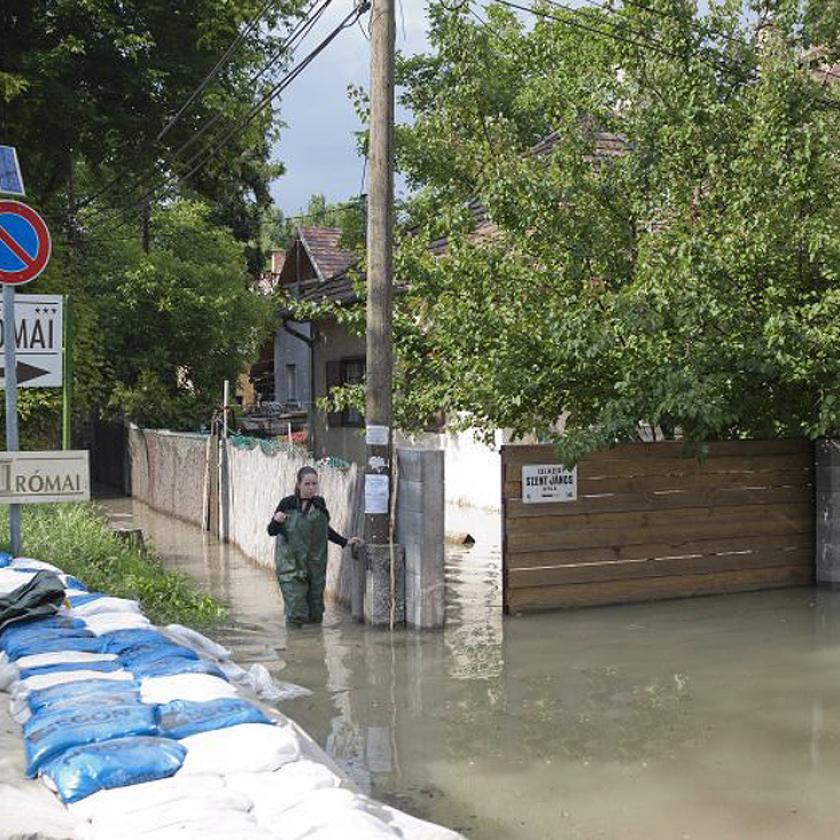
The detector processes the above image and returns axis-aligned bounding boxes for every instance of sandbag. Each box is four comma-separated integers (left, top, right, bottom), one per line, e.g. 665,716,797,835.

67,773,226,822
128,655,226,680
0,550,12,567
70,595,141,616
19,658,123,680
378,805,466,840
16,650,117,670
140,673,238,704
4,634,106,660
84,612,151,635
118,641,199,669
27,678,141,714
178,722,301,775
161,624,230,661
254,788,379,839
24,701,157,777
156,697,270,740
100,628,171,654
41,736,186,803
225,760,341,818
9,557,61,573
298,811,401,839
219,660,312,703
15,666,134,694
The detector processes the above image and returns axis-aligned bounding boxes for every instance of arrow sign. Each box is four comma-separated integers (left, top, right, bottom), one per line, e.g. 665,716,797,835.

0,294,62,388
0,361,50,384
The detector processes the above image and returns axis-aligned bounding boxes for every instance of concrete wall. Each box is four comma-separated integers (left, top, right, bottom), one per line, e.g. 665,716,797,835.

816,438,840,585
311,316,366,464
127,426,359,603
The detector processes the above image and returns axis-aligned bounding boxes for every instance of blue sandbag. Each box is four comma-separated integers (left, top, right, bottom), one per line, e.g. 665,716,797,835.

28,679,140,714
8,636,106,660
67,593,103,607
99,629,170,654
23,702,157,777
19,659,122,680
62,577,88,592
4,631,97,661
119,642,198,669
0,551,12,567
29,689,143,718
127,656,226,680
41,736,186,803
156,697,271,740
1,617,86,646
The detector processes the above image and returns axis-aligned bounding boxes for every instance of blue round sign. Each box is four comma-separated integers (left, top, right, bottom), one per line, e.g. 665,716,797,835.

0,200,52,285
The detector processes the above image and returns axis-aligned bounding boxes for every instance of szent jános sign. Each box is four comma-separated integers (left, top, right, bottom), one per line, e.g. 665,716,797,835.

522,463,577,503
0,451,89,504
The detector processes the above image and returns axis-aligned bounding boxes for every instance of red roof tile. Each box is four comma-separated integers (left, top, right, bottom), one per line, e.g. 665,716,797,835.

297,227,356,282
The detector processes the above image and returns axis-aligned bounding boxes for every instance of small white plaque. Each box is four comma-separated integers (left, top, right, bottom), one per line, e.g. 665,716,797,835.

365,425,390,446
522,463,577,503
365,473,389,514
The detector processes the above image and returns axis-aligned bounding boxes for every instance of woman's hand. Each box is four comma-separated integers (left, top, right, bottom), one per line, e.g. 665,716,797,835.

347,536,363,547
272,511,287,524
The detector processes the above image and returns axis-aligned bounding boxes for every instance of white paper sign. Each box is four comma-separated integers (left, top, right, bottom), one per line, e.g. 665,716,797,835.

522,464,577,503
0,450,89,504
365,474,389,514
365,425,390,446
0,295,63,388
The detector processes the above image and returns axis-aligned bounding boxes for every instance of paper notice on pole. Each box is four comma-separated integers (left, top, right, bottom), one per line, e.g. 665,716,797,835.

365,425,389,446
365,474,389,514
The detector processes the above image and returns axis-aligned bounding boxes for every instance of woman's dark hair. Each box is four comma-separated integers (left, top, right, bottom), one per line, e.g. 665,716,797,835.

295,466,318,494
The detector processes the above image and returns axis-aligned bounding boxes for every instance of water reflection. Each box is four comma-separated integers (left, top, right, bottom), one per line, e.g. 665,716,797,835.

96,493,840,839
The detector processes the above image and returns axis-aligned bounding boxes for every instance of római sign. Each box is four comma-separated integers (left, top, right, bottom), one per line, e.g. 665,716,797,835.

0,450,89,504
522,463,577,503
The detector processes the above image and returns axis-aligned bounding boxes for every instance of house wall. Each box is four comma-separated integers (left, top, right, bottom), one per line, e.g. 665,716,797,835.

311,316,366,464
273,320,312,410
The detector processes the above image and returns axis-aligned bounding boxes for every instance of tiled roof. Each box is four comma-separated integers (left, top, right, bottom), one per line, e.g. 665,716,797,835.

299,270,359,306
297,227,356,282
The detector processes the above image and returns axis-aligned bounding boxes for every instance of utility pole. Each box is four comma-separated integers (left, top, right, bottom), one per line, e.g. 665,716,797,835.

362,0,404,626
364,0,396,546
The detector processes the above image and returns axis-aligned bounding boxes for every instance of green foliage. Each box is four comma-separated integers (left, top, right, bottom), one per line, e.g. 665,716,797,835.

0,503,226,626
374,0,840,460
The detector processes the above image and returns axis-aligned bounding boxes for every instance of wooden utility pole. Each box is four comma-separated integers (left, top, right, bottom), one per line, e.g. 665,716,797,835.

364,0,396,545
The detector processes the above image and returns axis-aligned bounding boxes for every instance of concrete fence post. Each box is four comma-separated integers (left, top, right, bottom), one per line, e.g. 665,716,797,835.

816,438,840,586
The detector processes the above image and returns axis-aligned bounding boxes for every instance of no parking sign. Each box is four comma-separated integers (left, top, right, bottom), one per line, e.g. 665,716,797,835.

0,200,52,286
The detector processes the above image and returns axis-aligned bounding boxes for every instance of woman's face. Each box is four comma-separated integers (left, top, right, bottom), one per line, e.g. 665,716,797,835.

299,473,319,499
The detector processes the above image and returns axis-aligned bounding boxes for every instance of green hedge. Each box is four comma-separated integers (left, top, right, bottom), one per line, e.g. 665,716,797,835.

0,503,227,627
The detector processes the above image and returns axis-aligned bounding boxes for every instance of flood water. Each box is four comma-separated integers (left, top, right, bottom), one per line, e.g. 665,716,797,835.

97,493,840,840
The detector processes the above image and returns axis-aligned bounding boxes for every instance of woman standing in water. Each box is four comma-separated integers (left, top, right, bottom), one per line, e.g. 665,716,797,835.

267,466,362,627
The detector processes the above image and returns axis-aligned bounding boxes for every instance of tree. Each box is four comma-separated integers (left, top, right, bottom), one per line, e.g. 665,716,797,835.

364,0,840,461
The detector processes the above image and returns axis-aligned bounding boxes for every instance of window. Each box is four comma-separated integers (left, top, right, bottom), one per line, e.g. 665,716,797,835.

285,363,297,403
325,356,366,427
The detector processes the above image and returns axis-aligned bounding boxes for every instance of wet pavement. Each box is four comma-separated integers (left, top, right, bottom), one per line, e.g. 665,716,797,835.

97,493,840,840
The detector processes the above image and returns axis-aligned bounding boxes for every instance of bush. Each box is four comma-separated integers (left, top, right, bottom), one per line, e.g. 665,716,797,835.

0,503,227,627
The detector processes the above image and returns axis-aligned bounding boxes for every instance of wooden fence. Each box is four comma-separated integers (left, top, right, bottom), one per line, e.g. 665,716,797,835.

502,440,815,612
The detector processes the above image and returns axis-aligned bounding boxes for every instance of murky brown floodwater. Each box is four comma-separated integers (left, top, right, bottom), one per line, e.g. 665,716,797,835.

97,493,840,840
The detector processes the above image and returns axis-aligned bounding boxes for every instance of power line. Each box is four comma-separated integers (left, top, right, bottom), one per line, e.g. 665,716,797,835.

75,0,333,221
80,1,370,240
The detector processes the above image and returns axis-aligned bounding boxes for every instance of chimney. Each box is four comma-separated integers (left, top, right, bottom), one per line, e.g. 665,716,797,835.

272,249,286,274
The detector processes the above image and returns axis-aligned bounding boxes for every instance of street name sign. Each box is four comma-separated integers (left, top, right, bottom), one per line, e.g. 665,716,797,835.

522,463,577,503
0,294,62,388
0,450,89,504
0,200,51,286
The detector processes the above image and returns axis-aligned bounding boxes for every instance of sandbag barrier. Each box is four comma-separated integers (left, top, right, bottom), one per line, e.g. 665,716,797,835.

0,556,463,840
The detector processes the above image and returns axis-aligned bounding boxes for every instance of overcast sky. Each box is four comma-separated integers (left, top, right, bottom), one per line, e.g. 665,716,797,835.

269,1,430,218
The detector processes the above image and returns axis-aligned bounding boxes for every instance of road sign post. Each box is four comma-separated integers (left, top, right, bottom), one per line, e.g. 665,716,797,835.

62,296,72,449
0,198,53,554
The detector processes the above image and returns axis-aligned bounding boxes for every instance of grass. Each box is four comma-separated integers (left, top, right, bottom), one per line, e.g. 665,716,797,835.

0,503,227,627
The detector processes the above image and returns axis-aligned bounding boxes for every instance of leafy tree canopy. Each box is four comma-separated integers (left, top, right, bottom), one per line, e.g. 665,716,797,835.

349,0,840,461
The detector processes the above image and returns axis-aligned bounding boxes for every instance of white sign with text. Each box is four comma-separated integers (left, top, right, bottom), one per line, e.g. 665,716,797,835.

0,450,89,504
522,463,577,503
0,294,63,387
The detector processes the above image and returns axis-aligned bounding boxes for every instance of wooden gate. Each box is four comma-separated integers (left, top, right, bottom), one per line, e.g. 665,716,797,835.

502,440,815,612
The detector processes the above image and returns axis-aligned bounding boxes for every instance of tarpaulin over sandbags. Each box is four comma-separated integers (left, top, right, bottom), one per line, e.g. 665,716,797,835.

0,570,65,631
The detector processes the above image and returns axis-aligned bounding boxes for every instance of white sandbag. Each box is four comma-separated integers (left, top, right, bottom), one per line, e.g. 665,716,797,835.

225,760,341,819
0,659,19,691
78,813,268,840
378,805,466,840
70,596,141,617
257,788,380,839
179,722,301,775
10,693,30,724
0,568,37,594
161,624,231,661
9,557,62,573
303,811,401,839
85,793,253,835
0,782,76,839
13,667,134,694
69,773,227,822
140,673,238,704
16,650,117,670
83,612,151,635
219,660,312,703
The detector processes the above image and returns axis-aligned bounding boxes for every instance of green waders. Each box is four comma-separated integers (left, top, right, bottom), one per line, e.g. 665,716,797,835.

274,504,329,626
